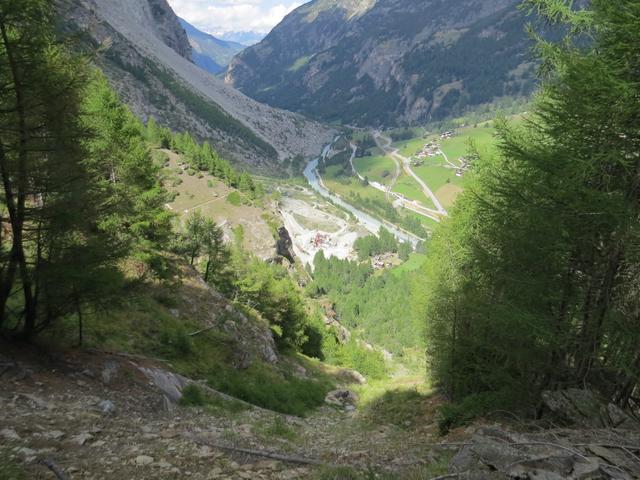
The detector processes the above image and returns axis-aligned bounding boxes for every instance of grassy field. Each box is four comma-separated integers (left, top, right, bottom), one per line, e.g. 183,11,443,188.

390,122,502,208
392,253,427,277
353,155,396,185
392,175,436,210
323,165,388,203
322,165,435,235
163,151,277,257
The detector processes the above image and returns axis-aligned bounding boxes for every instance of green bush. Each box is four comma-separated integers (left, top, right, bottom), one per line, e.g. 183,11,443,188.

208,365,331,416
323,337,387,380
226,191,243,206
180,384,248,413
180,384,207,406
158,323,193,356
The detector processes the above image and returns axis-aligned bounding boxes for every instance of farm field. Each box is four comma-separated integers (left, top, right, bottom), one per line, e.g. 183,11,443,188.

390,121,505,208
353,155,396,185
392,175,437,210
322,165,435,236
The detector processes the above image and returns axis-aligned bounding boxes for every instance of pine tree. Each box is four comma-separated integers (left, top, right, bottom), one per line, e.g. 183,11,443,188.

422,0,640,411
0,0,123,336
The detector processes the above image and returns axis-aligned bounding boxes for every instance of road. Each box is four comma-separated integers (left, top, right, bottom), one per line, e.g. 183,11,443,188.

348,142,441,223
373,132,448,217
303,140,424,245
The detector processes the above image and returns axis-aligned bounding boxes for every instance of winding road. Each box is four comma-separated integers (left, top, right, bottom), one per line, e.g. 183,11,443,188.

373,132,448,217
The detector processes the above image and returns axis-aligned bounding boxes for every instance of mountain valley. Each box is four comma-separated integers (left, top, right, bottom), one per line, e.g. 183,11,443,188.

2,0,640,479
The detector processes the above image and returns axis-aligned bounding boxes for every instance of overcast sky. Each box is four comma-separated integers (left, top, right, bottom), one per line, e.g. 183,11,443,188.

167,0,307,35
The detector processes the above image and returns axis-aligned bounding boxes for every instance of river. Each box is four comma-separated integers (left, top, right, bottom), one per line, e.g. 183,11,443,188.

303,141,422,246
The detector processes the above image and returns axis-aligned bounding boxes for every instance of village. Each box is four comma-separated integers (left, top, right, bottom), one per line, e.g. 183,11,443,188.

410,130,473,178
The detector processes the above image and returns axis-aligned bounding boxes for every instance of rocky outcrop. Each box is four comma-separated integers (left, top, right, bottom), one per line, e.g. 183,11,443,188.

226,0,544,126
541,389,639,430
449,425,640,479
146,0,192,60
276,227,296,264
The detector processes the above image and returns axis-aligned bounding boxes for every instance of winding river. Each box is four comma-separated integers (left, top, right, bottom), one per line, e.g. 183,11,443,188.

303,141,422,246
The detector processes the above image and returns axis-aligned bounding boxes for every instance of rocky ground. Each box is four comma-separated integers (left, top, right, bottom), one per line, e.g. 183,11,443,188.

2,344,640,480
0,344,441,480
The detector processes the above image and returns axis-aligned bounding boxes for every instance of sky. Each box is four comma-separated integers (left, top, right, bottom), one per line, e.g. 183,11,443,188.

167,0,308,37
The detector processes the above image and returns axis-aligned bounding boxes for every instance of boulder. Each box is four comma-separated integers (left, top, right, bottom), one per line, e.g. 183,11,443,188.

101,360,119,385
325,389,358,408
541,389,639,430
98,399,117,416
138,366,190,403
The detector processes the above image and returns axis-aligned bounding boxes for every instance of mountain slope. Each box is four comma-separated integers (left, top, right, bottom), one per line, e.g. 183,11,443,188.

179,18,245,74
63,0,334,173
225,0,539,126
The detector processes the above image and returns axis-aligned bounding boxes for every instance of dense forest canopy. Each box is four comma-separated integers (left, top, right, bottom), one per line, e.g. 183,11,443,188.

421,0,640,418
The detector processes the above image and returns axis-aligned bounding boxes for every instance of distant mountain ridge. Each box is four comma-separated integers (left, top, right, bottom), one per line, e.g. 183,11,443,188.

225,0,541,126
179,18,245,74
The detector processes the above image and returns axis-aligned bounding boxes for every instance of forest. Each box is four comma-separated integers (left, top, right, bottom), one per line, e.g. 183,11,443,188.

421,0,640,421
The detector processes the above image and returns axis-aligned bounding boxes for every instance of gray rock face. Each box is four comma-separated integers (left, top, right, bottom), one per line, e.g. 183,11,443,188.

450,426,639,480
276,227,296,264
226,0,541,126
138,367,190,403
146,0,192,60
541,389,640,430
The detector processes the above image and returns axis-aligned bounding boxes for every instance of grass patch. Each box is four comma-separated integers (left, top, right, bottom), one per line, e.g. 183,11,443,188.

252,417,297,442
288,55,312,72
0,450,32,480
392,254,427,276
226,191,244,206
207,362,332,417
353,155,396,185
364,389,426,429
179,384,248,413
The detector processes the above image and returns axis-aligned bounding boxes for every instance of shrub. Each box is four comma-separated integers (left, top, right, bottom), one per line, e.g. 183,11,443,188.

208,365,331,416
226,191,243,206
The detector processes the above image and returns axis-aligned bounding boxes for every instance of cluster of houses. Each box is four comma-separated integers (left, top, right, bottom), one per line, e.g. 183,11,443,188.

311,232,332,248
440,131,454,139
413,141,442,165
372,252,397,270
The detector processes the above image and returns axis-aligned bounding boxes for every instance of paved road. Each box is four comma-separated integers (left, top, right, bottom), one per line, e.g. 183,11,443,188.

374,132,448,217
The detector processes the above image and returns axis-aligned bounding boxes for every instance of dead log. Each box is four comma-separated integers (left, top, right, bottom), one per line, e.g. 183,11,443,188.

38,458,69,480
189,435,340,468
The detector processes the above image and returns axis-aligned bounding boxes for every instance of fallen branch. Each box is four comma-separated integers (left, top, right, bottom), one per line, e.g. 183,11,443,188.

188,325,217,337
38,458,69,480
429,474,461,480
190,435,340,468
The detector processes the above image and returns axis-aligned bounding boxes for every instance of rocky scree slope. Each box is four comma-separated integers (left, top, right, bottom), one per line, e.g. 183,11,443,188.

226,0,540,126
63,0,334,173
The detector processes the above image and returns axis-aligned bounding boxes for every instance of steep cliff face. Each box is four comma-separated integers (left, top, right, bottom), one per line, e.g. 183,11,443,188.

226,0,539,126
62,0,334,173
147,0,192,60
